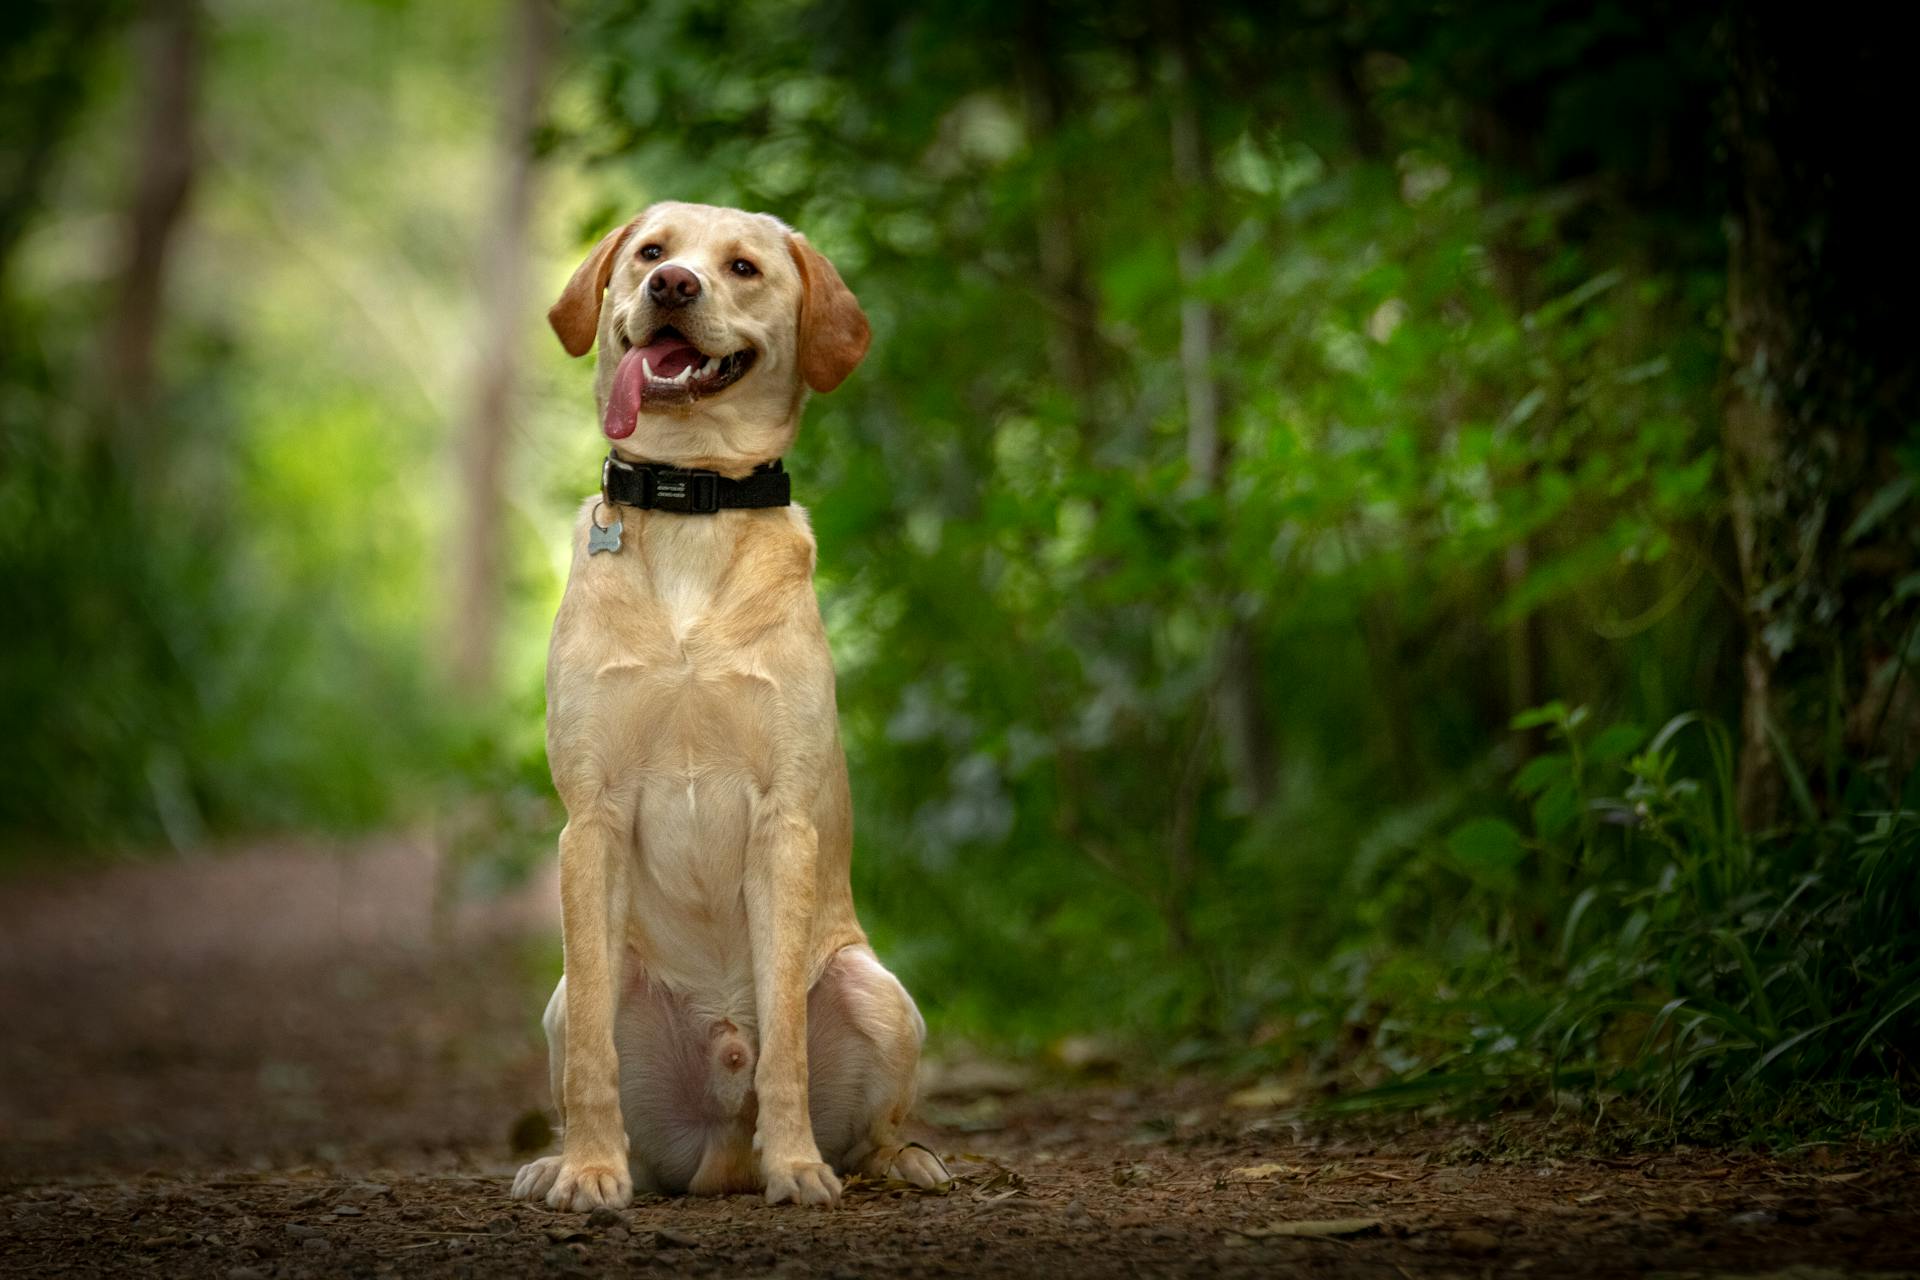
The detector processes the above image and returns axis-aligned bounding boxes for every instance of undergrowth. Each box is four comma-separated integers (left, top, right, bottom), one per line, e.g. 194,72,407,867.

1257,704,1920,1143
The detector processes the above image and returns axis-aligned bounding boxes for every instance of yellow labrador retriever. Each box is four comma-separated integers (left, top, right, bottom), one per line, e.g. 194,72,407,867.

510,203,945,1210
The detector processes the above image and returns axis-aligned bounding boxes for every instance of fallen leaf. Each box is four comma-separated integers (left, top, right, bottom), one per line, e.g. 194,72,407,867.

1227,1082,1299,1109
977,1168,1029,1193
1050,1035,1123,1075
918,1058,1031,1098
1230,1163,1302,1180
1238,1218,1382,1239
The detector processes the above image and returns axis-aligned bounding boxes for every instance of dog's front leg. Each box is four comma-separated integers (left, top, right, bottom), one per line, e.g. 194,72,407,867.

745,809,840,1206
546,812,634,1211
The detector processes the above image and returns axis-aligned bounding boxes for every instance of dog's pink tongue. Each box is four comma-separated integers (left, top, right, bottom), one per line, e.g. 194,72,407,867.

602,337,704,440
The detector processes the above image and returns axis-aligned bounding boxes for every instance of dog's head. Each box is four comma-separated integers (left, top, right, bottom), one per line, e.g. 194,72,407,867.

549,202,869,471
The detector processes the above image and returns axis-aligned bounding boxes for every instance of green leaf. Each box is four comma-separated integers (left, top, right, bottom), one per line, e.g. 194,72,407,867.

1512,752,1570,797
1511,701,1571,731
1532,781,1580,842
1652,453,1716,509
1445,817,1527,889
1588,723,1644,764
1844,474,1915,544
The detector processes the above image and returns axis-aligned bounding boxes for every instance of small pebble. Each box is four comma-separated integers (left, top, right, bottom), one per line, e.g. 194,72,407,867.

1065,1198,1088,1221
657,1227,701,1249
587,1205,624,1229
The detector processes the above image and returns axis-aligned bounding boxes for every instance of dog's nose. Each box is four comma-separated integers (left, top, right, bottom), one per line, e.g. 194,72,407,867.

647,265,701,308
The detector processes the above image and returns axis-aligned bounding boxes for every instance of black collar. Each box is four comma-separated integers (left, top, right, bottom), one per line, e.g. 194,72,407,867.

601,453,791,515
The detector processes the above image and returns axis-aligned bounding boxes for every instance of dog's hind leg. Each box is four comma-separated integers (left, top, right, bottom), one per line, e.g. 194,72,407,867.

805,945,948,1189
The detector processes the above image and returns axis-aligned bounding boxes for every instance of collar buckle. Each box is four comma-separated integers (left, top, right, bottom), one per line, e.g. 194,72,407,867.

646,467,720,513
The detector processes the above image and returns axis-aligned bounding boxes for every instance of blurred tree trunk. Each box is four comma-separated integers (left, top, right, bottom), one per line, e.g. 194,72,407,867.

1014,9,1101,419
451,0,553,690
1168,23,1276,815
1468,107,1549,747
102,0,200,421
1722,4,1917,826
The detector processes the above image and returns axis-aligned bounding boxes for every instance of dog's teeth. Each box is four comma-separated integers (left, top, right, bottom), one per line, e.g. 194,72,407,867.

641,357,655,382
700,357,719,377
673,366,694,384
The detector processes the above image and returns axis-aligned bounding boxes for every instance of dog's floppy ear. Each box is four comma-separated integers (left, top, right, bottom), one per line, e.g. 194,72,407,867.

549,217,640,357
787,233,870,394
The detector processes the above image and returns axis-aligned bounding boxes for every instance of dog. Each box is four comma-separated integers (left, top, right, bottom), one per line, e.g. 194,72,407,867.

509,203,945,1210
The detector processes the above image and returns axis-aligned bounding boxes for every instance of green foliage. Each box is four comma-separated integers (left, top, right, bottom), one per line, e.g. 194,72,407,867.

0,0,515,853
0,319,451,851
1261,706,1920,1137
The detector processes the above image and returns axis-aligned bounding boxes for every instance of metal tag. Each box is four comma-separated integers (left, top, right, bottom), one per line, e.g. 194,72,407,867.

588,517,623,555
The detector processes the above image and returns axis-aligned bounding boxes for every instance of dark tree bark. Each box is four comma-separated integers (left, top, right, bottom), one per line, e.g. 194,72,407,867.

102,0,201,420
451,0,554,690
1722,4,1918,825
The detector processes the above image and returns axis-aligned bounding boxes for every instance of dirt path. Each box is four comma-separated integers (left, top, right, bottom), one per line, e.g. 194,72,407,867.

3,841,1916,1278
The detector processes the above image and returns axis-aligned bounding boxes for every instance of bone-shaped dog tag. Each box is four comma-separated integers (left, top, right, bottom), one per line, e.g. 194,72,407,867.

588,517,623,555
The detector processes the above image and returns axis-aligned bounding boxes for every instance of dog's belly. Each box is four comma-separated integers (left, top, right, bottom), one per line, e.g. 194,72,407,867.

627,774,755,1006
618,667,770,1012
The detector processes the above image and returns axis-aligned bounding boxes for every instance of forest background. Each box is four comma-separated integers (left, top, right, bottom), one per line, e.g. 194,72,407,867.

3,0,1915,1143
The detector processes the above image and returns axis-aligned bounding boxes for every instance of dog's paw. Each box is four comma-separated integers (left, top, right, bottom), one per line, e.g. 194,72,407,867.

888,1144,952,1190
542,1160,632,1213
510,1155,565,1202
763,1158,841,1207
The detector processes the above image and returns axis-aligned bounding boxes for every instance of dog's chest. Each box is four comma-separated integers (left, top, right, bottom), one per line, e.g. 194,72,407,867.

548,509,816,798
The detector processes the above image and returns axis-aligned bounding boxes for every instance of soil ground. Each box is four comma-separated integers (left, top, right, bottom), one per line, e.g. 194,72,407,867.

2,839,1916,1278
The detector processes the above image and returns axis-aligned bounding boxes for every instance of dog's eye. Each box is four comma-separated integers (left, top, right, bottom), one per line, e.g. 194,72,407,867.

638,243,664,261
730,258,758,278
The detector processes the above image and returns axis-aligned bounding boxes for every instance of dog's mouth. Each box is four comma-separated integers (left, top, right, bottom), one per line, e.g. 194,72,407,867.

603,326,758,439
